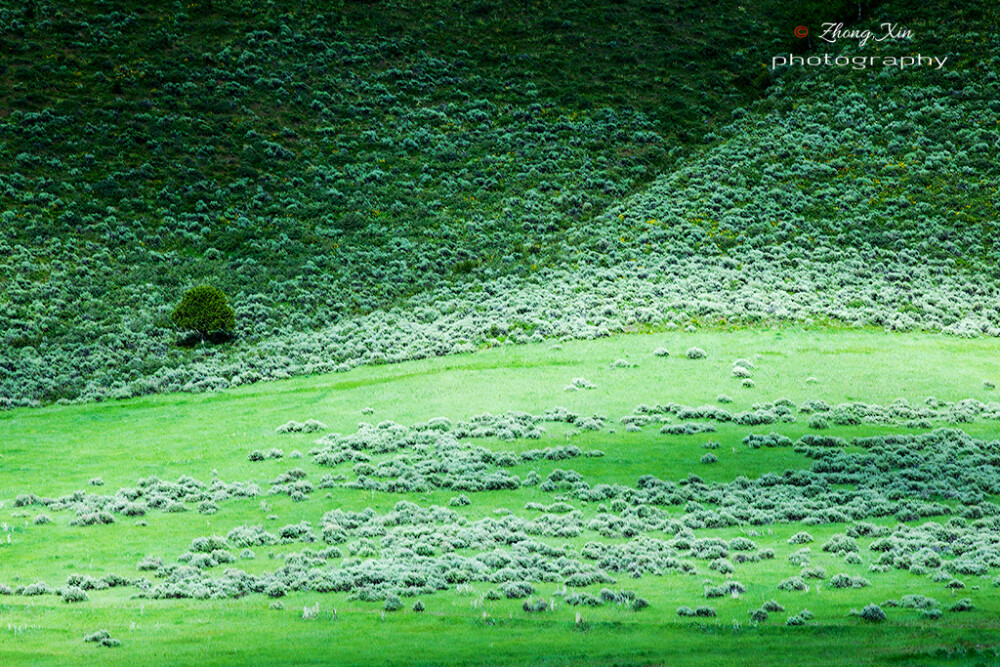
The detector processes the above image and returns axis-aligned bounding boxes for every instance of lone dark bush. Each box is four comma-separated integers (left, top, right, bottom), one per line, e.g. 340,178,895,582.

171,285,236,344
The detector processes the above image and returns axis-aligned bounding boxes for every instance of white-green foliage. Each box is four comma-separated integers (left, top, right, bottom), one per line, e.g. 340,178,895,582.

501,582,535,599
704,581,746,598
858,604,886,623
708,558,733,574
822,535,859,554
788,548,811,567
522,596,549,613
60,586,88,603
11,402,1000,614
949,598,974,612
276,419,328,434
19,582,52,596
829,574,870,589
778,577,808,592
565,377,597,391
661,423,716,436
807,415,830,430
83,630,121,648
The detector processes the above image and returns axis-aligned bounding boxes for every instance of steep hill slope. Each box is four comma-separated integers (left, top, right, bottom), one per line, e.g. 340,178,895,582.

0,0,866,405
2,0,997,406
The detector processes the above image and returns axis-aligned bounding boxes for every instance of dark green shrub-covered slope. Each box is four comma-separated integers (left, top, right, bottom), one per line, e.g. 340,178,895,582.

1,0,997,406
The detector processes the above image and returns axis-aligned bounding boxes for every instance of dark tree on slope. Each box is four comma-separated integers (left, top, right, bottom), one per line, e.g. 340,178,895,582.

171,285,236,344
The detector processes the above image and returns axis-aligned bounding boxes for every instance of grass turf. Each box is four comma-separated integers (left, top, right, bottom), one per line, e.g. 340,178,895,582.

1,326,999,665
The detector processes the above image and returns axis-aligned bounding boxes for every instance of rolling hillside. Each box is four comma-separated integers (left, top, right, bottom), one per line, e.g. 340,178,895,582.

3,3,1000,665
1,0,997,408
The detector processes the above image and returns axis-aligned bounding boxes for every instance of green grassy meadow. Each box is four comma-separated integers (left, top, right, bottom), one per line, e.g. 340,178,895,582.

3,328,1000,665
2,1,999,664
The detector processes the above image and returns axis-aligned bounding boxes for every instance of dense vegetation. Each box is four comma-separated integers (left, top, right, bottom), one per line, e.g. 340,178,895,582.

4,0,996,407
